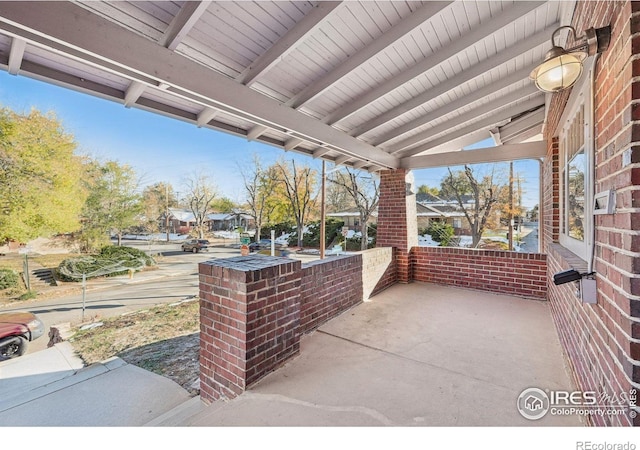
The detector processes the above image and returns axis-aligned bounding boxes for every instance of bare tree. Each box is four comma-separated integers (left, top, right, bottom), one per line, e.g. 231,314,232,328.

240,155,279,242
329,167,379,250
183,172,217,239
440,165,500,248
276,159,318,248
326,176,355,213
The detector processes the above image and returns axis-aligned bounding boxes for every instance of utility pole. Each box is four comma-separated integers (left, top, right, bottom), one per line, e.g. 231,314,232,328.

165,183,170,242
320,160,326,259
508,162,514,251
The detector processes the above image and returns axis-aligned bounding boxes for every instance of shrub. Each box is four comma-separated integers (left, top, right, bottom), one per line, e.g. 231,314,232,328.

426,221,455,246
57,246,155,281
286,219,345,247
0,269,19,290
260,222,295,239
98,245,155,266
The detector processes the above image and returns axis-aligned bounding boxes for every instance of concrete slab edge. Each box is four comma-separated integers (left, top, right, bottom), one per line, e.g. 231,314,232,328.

144,396,206,426
0,358,125,413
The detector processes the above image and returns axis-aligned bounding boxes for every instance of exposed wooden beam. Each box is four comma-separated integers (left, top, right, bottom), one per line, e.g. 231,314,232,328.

285,1,452,109
284,137,304,151
398,97,544,158
124,80,146,107
0,2,399,169
387,85,540,154
350,25,554,139
312,147,333,158
236,1,342,86
425,130,492,155
8,36,25,75
498,108,545,142
322,1,544,125
352,161,368,169
489,128,502,146
363,65,536,144
503,124,543,145
334,155,351,166
401,141,547,169
247,125,268,141
196,107,218,127
161,1,211,50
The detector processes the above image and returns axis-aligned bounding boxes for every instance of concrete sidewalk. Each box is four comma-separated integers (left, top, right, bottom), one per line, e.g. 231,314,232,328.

0,342,191,426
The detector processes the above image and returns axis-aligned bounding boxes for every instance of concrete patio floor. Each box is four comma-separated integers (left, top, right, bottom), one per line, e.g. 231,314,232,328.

154,282,582,427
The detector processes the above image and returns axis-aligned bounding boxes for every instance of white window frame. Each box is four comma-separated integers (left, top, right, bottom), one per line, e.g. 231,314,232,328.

557,60,595,261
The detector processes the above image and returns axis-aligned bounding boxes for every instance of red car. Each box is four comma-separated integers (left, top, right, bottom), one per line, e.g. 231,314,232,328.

0,311,45,361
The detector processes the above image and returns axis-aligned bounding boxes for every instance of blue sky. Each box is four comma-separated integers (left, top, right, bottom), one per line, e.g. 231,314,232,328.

0,71,539,208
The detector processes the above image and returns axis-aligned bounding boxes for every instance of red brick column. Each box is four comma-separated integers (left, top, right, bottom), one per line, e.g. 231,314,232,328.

198,256,301,403
377,169,418,283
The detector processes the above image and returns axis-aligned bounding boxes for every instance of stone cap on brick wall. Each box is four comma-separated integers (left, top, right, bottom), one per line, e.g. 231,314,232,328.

200,255,298,271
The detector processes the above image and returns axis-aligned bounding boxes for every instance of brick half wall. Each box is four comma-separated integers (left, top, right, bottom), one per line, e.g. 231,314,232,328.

300,255,363,335
412,247,547,300
361,247,396,299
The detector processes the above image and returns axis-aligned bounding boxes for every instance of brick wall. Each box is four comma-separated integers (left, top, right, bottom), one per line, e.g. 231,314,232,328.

541,137,560,250
412,247,547,299
377,169,418,283
543,0,639,426
299,255,363,335
199,254,366,404
199,256,301,403
360,247,396,299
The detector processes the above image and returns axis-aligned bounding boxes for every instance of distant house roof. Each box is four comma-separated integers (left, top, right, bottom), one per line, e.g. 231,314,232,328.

416,203,465,218
208,212,254,221
415,192,444,203
208,213,230,221
328,202,465,219
168,208,196,223
416,192,474,205
326,209,377,218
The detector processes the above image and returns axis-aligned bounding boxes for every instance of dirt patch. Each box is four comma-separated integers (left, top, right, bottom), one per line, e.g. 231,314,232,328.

69,299,200,396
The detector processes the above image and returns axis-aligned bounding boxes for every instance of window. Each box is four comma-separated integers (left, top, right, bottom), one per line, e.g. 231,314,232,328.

558,63,593,260
453,218,462,229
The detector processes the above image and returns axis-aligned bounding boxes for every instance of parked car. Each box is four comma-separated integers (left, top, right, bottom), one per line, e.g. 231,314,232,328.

0,311,45,360
181,239,210,253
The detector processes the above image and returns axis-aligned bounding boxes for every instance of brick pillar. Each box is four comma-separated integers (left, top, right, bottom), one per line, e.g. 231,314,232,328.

198,255,301,403
377,169,418,283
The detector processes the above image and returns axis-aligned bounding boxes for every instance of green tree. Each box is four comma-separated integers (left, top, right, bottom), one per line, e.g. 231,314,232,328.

211,197,236,213
426,221,454,246
417,184,440,196
81,160,143,249
0,108,87,242
440,165,500,248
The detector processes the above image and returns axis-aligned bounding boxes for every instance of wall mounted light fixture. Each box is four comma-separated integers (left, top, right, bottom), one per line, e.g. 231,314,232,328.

530,25,611,93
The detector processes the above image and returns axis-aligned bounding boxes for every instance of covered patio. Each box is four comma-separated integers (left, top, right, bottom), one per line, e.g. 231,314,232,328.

1,0,638,427
154,282,579,426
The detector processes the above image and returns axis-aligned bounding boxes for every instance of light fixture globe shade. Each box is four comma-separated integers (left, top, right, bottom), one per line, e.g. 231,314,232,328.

530,51,585,93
